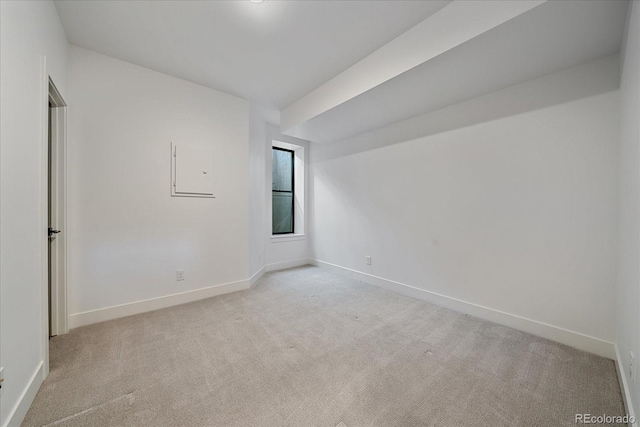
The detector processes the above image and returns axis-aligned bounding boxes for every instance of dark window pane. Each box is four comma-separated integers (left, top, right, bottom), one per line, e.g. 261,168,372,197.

272,149,293,192
272,147,294,235
272,193,293,234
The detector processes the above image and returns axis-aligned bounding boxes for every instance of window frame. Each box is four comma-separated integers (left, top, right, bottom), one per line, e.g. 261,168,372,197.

271,146,295,235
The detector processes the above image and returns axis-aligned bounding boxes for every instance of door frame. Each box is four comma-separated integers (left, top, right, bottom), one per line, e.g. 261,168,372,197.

40,58,68,376
48,77,68,337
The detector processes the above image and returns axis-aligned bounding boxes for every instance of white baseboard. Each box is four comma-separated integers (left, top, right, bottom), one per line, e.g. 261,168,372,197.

3,361,44,427
312,259,616,360
68,279,250,329
68,259,314,329
265,258,312,272
615,344,638,427
249,266,266,287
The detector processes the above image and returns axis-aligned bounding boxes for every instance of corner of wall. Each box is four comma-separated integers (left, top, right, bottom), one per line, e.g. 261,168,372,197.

615,344,638,426
1,363,44,427
616,0,640,421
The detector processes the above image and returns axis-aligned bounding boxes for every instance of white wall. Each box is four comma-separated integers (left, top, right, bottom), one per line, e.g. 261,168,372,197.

617,0,640,418
265,124,311,270
310,60,620,356
249,104,268,281
66,46,249,322
0,1,68,425
247,114,311,278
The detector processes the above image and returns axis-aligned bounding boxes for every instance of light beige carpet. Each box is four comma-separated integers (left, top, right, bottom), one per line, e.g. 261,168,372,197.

24,266,626,426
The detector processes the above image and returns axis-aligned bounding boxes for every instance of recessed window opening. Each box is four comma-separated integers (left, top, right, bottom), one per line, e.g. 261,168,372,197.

272,147,294,234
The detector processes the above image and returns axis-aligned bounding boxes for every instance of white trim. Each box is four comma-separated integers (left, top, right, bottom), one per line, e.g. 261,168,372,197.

270,234,306,243
68,279,250,329
312,259,616,359
270,138,306,236
249,266,266,287
272,140,303,152
2,362,44,427
61,104,69,335
266,258,312,272
615,344,638,426
39,56,49,377
48,79,68,337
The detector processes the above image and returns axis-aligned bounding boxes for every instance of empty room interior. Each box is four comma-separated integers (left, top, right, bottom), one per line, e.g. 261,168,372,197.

1,0,640,426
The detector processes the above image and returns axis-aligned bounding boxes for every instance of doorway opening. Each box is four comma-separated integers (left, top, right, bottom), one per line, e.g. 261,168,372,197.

47,78,68,338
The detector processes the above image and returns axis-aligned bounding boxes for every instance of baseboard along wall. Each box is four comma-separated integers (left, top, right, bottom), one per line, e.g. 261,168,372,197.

311,259,616,360
249,266,267,287
3,362,44,427
68,260,315,329
615,344,638,427
265,258,312,272
55,258,634,425
68,279,250,329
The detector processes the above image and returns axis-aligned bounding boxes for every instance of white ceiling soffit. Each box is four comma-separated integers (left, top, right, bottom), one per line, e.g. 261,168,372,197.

281,0,545,132
282,0,628,143
312,54,620,163
53,0,451,123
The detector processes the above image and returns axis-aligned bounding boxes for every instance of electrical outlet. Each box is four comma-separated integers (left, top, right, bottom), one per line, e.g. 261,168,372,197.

630,351,635,382
366,256,371,266
176,269,185,281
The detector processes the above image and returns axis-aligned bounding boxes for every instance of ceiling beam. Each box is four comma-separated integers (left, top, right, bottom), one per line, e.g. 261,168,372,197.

281,0,546,135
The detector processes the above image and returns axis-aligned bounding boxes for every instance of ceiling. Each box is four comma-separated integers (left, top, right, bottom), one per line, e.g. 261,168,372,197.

54,0,450,124
54,0,629,143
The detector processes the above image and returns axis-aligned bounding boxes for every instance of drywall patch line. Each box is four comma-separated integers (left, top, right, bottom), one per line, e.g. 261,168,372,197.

312,259,615,359
2,362,44,427
68,279,250,328
281,0,546,132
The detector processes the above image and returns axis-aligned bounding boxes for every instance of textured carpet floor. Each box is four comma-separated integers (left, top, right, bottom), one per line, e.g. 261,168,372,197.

24,266,626,426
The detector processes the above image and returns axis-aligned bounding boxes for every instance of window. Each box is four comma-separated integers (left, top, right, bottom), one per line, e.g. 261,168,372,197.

272,147,294,234
270,140,306,240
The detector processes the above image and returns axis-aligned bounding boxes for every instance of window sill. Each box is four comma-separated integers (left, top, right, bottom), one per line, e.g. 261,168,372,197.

271,234,306,243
